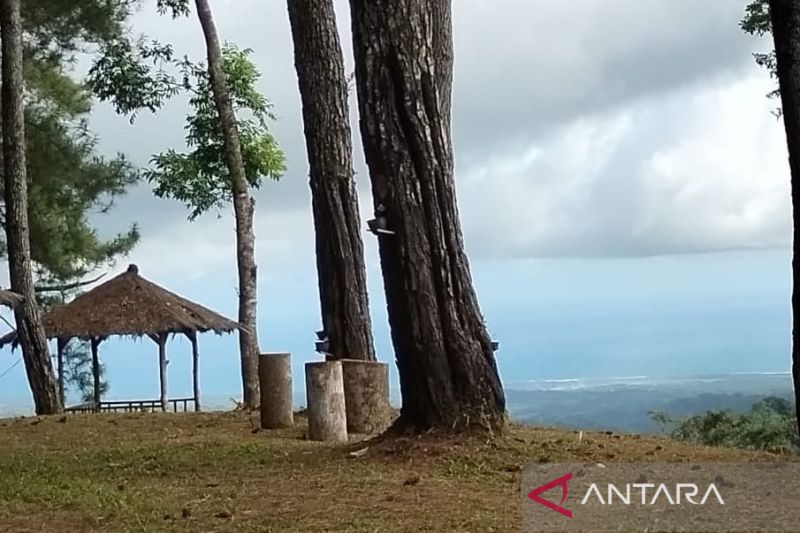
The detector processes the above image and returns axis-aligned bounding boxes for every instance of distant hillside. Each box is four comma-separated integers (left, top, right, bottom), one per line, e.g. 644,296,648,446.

506,373,794,433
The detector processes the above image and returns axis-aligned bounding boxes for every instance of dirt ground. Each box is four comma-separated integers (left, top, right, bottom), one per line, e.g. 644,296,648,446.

0,411,791,532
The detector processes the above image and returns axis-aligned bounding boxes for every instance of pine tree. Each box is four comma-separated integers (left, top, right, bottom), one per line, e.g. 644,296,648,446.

350,0,505,430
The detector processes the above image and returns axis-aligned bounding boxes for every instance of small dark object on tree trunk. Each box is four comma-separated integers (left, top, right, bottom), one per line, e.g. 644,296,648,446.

349,0,505,431
1,0,61,415
287,0,375,362
768,0,800,437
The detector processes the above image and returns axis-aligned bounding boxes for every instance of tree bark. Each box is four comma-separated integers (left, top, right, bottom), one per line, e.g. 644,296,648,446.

341,359,391,433
287,0,375,361
0,0,61,415
769,0,800,437
305,361,348,442
188,331,201,412
259,352,293,429
432,1,453,130
90,337,101,410
194,0,260,408
349,0,505,431
157,333,167,412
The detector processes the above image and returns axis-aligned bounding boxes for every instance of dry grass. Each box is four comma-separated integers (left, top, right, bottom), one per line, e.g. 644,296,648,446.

0,411,793,532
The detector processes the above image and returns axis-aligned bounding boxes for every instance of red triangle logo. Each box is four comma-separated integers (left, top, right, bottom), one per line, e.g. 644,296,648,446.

527,472,573,518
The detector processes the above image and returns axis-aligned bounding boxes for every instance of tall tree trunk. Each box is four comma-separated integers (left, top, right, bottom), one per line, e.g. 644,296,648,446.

194,0,260,408
0,0,61,415
432,1,453,129
769,0,800,438
349,0,505,431
287,0,375,361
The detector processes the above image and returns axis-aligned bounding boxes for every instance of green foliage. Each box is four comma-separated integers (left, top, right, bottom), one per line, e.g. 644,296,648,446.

155,0,190,19
22,0,137,63
1,103,140,286
647,410,673,433
0,0,142,285
21,107,140,282
649,397,799,452
88,38,180,120
89,35,286,219
741,0,781,108
62,339,108,403
86,1,286,220
146,46,285,219
741,0,771,35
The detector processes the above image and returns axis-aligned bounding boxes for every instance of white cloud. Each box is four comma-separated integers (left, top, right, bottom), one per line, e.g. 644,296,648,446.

451,0,758,160
95,73,792,276
119,207,317,283
8,0,782,284
88,0,760,212
459,74,791,258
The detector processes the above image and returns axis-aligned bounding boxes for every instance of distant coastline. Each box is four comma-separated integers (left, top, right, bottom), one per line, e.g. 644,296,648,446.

508,371,792,391
506,372,793,433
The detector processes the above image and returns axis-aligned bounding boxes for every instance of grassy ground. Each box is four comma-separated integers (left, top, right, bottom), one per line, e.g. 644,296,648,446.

0,411,792,532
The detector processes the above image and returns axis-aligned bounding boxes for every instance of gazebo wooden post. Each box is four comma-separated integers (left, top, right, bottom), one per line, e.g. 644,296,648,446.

90,337,102,411
185,331,201,412
154,333,168,412
56,337,67,407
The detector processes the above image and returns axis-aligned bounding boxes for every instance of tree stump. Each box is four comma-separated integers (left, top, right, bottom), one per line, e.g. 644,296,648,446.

341,359,391,434
305,361,347,442
259,352,294,429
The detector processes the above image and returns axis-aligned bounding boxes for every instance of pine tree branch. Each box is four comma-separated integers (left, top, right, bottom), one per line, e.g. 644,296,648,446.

33,272,106,293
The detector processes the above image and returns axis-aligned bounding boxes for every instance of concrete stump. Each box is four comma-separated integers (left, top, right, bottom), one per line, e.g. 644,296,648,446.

341,359,391,434
259,352,294,429
305,361,347,442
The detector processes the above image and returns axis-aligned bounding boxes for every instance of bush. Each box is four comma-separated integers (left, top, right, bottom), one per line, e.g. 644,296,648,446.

649,397,798,453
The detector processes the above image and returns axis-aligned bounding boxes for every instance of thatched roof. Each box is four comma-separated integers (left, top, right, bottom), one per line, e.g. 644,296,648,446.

0,289,23,309
0,264,238,347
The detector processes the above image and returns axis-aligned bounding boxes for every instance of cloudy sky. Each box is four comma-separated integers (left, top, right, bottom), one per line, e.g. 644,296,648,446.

1,0,793,408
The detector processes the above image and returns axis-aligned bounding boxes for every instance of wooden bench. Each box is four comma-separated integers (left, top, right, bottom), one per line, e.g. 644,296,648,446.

65,397,196,413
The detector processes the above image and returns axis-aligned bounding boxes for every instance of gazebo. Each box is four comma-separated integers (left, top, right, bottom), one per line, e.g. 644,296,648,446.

0,264,239,412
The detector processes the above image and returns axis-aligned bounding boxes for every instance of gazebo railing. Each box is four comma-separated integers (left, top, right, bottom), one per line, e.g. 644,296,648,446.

65,397,196,414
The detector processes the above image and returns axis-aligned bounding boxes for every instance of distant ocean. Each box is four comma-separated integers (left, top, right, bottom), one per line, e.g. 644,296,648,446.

505,372,794,433
2,372,793,434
